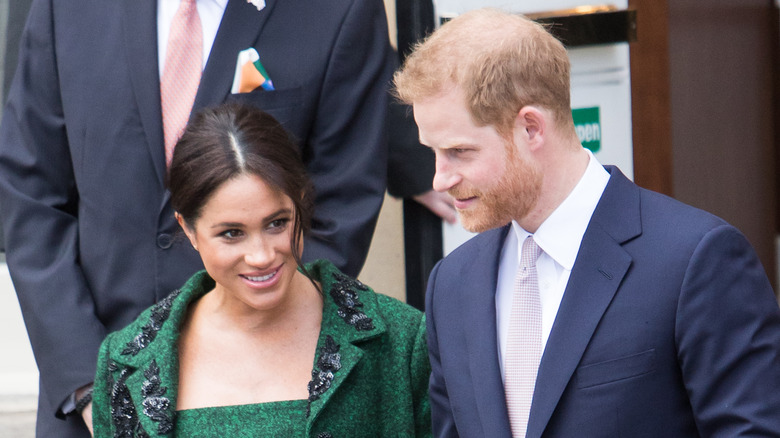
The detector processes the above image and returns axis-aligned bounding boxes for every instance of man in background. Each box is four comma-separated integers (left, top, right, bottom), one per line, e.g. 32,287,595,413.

395,8,780,437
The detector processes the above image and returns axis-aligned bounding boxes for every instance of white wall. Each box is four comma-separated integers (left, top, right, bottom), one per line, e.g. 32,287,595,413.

0,262,38,401
358,194,406,302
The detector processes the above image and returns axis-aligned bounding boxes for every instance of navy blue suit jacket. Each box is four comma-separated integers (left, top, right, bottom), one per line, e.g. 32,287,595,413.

0,0,391,435
426,166,780,437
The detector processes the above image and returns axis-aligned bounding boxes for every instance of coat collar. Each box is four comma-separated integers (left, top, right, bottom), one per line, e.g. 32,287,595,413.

460,225,516,438
122,0,275,188
106,260,387,436
108,271,211,436
526,165,641,438
301,260,388,432
122,0,165,188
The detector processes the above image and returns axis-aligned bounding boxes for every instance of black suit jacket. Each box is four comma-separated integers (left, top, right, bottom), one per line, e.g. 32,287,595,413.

426,167,780,437
0,0,391,435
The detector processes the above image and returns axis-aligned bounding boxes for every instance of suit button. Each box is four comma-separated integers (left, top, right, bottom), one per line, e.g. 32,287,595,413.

157,233,173,249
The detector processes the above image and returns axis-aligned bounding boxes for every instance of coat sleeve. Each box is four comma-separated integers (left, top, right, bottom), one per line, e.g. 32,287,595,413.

91,334,115,437
0,0,107,416
675,224,780,436
299,0,393,277
425,261,459,437
410,312,433,437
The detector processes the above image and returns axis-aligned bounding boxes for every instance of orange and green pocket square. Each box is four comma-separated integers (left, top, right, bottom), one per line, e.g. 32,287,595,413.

231,47,275,93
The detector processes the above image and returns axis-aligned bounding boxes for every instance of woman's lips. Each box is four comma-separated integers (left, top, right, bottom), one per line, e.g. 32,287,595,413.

240,265,282,287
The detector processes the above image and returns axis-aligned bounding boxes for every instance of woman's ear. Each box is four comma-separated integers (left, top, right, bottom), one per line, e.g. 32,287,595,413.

175,212,198,251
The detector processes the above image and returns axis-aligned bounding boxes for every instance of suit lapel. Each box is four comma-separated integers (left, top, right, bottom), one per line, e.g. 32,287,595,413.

155,0,275,211
192,0,276,112
122,0,166,187
526,167,641,438
463,227,514,438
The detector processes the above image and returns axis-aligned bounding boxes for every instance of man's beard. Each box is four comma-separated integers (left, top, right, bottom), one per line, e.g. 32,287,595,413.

451,144,542,233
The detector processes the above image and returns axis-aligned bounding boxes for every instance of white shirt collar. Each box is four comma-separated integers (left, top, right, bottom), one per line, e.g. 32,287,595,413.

157,0,229,77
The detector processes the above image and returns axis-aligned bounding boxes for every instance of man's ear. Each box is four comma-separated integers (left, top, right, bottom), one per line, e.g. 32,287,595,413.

514,106,547,151
175,212,198,251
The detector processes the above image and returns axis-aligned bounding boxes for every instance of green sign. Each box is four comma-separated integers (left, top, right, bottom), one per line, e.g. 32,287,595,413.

572,106,601,152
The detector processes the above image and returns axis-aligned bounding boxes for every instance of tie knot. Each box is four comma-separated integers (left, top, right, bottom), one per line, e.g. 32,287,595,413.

178,0,199,15
520,236,542,269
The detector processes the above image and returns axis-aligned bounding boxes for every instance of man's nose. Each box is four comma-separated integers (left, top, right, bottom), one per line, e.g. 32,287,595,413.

432,159,460,193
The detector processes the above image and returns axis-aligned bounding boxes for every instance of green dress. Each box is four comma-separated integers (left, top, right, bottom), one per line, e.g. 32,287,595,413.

174,399,307,437
91,259,432,437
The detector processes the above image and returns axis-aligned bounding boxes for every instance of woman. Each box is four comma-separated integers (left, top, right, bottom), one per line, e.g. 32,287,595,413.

90,103,431,437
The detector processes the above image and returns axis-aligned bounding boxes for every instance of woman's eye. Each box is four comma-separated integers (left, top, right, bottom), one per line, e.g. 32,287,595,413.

268,218,290,232
219,229,243,239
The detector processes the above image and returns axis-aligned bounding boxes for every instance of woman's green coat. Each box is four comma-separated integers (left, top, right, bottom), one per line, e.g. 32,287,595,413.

91,260,432,437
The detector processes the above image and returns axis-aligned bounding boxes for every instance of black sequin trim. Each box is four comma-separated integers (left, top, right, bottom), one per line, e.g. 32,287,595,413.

141,360,175,434
121,289,181,356
306,335,341,417
108,361,150,438
329,273,374,331
317,433,334,438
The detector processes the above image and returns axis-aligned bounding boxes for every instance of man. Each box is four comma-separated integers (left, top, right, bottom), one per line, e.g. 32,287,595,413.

0,0,391,435
394,8,780,437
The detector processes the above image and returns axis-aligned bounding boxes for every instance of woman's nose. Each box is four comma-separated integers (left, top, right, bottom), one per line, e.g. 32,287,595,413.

244,238,274,267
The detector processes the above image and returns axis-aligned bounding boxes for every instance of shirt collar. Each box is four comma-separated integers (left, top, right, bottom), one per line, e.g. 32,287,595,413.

512,150,610,270
160,0,228,9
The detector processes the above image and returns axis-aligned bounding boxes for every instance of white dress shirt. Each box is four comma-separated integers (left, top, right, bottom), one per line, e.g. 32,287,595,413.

157,0,228,77
496,150,610,381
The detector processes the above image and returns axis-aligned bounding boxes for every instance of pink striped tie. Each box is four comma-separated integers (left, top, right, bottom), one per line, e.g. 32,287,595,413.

161,0,203,167
505,236,543,437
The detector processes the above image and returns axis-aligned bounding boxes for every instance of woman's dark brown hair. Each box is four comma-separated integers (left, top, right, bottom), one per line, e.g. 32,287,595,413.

168,103,315,273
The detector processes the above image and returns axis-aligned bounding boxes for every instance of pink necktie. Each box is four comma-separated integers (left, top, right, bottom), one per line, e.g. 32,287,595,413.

161,0,203,167
505,236,543,437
